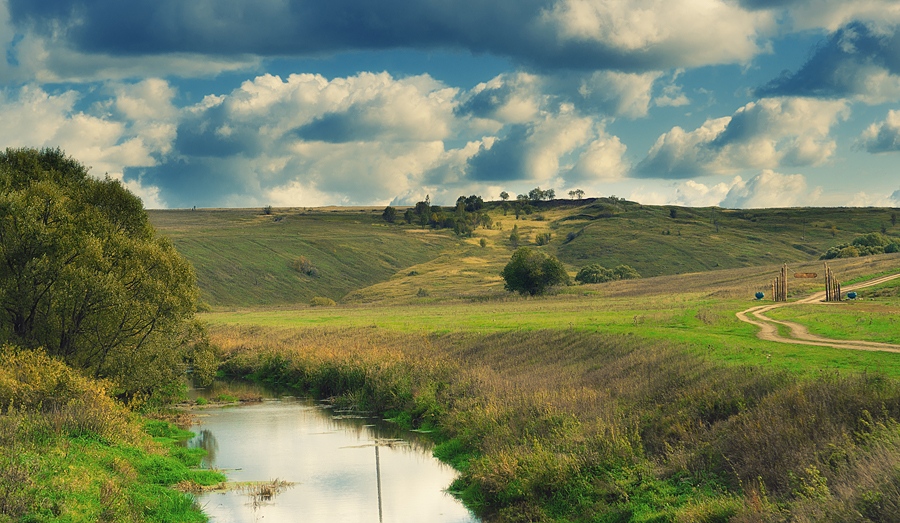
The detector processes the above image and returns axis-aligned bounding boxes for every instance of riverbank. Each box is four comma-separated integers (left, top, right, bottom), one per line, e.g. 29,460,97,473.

0,347,224,523
211,325,900,522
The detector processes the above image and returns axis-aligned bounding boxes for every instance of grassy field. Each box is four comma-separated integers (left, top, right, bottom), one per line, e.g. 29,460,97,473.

149,202,900,308
150,203,900,522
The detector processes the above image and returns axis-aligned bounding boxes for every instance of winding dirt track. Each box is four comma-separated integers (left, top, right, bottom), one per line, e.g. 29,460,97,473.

736,272,900,353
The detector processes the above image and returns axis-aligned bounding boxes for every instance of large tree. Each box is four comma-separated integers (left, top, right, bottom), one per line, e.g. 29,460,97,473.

0,148,205,399
500,247,570,296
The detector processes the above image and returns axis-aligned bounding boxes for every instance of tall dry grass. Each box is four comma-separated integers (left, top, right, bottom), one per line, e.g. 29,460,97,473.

210,325,900,522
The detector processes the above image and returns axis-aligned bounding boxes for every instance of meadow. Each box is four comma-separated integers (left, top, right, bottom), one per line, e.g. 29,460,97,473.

147,202,900,522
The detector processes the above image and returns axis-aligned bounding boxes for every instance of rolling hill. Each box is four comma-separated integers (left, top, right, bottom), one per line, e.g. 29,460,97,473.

149,201,900,308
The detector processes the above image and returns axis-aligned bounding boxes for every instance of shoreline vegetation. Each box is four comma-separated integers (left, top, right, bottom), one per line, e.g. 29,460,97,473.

210,324,900,522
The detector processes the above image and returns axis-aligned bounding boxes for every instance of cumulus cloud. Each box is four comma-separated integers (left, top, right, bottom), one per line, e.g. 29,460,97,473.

754,0,900,32
565,130,629,182
127,72,466,207
542,0,773,68
633,97,848,178
858,109,900,153
465,106,594,182
5,0,775,79
720,170,819,208
757,22,900,104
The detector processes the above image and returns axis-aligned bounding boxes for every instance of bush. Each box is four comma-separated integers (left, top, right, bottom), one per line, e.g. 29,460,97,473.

310,297,336,307
382,206,397,223
291,256,319,277
501,248,571,296
535,232,551,246
575,264,641,284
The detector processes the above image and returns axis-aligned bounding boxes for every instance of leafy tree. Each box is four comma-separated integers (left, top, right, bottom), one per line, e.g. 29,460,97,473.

0,148,203,399
501,248,571,296
403,208,414,224
500,191,510,201
613,265,641,280
382,205,397,223
509,224,520,248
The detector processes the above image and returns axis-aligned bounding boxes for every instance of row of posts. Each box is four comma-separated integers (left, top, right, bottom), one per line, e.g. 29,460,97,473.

770,263,842,302
824,262,842,302
771,264,789,302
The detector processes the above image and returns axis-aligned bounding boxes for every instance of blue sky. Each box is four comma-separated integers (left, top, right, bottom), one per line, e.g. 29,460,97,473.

1,0,899,209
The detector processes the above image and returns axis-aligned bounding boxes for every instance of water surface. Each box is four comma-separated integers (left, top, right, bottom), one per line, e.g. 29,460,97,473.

188,397,478,523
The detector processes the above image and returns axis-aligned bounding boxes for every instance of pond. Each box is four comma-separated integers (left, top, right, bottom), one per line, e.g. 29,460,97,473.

186,385,479,523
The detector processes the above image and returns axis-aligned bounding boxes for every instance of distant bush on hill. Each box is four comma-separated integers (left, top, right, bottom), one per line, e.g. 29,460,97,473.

291,255,319,276
310,296,336,306
575,263,641,284
821,232,900,259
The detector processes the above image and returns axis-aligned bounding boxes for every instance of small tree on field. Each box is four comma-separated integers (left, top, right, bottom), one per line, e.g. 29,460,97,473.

509,224,520,248
500,191,510,201
382,206,397,223
501,248,571,296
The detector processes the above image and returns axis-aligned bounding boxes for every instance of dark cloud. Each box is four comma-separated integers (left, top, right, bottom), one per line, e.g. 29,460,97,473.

294,113,375,143
124,158,259,208
465,126,530,181
174,106,264,158
757,22,900,99
6,0,760,72
736,0,798,9
455,83,517,119
858,112,900,153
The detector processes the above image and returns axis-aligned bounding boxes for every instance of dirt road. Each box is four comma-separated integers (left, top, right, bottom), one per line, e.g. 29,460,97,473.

736,272,900,353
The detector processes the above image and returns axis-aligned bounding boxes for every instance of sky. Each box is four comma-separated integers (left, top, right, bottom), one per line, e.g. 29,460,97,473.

1,0,899,209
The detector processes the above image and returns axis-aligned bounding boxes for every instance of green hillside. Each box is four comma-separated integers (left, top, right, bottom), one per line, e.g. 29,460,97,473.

148,208,455,308
149,202,899,308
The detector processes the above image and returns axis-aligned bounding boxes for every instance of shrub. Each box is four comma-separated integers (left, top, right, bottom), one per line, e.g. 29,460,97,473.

501,248,571,296
575,264,614,284
310,296,336,307
291,256,319,277
535,232,551,246
382,206,397,223
575,264,641,284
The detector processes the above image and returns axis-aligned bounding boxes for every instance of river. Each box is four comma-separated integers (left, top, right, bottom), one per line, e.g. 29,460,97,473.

187,385,479,523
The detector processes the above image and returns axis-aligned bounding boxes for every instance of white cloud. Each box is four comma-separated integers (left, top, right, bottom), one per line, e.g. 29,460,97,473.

575,71,661,118
544,0,774,67
782,0,900,32
858,109,900,153
720,170,819,208
634,97,849,177
672,178,735,207
566,129,628,182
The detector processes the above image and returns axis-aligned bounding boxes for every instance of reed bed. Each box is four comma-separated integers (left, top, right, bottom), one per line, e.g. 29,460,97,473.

209,324,900,522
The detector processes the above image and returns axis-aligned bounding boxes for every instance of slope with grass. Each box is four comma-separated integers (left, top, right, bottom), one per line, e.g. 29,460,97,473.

149,208,455,307
150,202,900,308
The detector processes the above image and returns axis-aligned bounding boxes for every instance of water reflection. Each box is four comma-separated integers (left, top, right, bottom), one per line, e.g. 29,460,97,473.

188,398,478,523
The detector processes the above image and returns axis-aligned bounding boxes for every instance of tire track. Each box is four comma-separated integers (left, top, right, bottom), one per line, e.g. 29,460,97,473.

736,272,900,353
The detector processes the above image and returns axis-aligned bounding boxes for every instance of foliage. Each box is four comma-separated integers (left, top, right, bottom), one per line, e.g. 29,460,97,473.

821,232,900,259
0,148,199,399
310,296,336,307
291,255,319,277
211,325,900,523
535,232,551,245
0,345,223,522
527,187,555,201
500,248,571,296
381,205,397,223
575,263,641,284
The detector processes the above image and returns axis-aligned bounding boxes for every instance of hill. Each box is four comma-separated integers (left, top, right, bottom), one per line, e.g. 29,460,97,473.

149,202,900,308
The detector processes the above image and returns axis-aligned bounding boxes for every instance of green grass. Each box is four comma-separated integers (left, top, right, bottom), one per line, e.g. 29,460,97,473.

150,203,900,308
0,348,224,523
149,208,455,307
